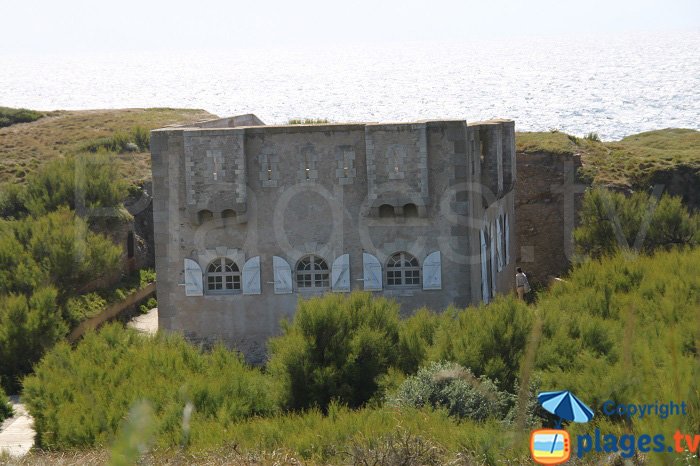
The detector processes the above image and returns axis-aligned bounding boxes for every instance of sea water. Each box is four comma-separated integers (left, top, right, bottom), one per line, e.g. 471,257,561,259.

0,31,697,140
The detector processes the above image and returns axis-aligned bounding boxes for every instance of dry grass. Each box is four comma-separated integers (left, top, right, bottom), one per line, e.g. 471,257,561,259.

516,128,700,188
0,108,215,185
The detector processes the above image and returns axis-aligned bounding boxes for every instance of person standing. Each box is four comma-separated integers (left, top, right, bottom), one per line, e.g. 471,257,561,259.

515,267,530,300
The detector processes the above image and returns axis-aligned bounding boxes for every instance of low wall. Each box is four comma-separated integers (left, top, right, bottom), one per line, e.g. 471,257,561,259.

68,282,156,342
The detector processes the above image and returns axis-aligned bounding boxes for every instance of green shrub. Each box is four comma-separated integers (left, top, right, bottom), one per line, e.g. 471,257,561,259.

23,324,279,449
387,361,512,421
139,268,156,287
395,308,440,373
535,248,700,432
584,132,601,141
14,207,122,293
0,182,28,218
574,188,700,258
268,292,401,411
0,287,66,392
132,126,150,151
79,126,150,153
0,107,44,128
0,384,12,422
430,297,533,393
64,292,108,326
139,297,157,314
0,208,121,391
22,153,128,219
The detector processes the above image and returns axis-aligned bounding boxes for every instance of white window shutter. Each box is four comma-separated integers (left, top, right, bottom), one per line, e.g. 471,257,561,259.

496,217,503,272
505,213,510,265
184,258,203,296
480,230,489,303
362,252,382,291
242,256,261,295
331,254,351,292
422,251,442,290
273,256,292,294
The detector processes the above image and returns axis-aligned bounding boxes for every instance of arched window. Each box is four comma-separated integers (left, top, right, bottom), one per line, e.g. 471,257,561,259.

198,210,213,224
206,257,241,293
386,252,420,288
296,254,330,290
378,204,394,218
403,203,418,218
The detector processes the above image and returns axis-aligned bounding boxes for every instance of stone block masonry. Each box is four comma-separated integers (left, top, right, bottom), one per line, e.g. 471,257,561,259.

151,115,517,362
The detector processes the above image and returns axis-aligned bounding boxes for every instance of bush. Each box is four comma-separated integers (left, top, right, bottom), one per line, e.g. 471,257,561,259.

23,324,279,449
0,183,29,218
0,107,44,128
574,188,700,258
139,268,156,287
0,385,12,422
0,287,67,392
13,207,122,293
79,126,150,153
139,297,157,314
395,308,440,374
387,361,511,421
21,154,129,219
268,292,401,411
534,248,700,432
0,208,121,391
429,297,533,393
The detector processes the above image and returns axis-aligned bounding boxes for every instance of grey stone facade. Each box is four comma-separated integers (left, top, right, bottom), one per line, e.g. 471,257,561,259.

151,115,517,362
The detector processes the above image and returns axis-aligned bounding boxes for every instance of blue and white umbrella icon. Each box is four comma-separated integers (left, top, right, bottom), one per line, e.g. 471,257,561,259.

538,390,594,425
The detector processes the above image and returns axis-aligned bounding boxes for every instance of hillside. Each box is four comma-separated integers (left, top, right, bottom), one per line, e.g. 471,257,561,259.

516,128,700,190
0,108,215,185
2,108,698,192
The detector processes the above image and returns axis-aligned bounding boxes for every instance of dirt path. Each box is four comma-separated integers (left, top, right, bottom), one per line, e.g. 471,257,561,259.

0,396,35,457
127,307,158,334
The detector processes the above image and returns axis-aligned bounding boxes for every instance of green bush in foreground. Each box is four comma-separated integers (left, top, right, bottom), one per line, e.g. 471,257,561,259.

0,287,66,391
23,324,279,449
268,292,402,412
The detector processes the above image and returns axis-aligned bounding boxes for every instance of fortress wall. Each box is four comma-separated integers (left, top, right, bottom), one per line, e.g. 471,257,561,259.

151,119,516,361
515,151,583,285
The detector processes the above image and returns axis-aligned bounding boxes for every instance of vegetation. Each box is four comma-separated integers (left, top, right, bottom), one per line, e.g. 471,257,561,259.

574,188,700,258
268,292,401,411
387,361,513,421
0,385,12,422
0,148,142,393
78,126,151,153
0,108,214,184
20,247,700,463
516,128,700,188
287,118,330,125
0,209,121,392
0,106,45,128
23,324,278,449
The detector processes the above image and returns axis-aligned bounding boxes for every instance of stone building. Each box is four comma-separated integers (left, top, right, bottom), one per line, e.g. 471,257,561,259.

151,115,517,361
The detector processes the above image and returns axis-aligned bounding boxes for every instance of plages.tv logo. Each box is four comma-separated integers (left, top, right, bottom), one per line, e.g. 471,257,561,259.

530,390,594,465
